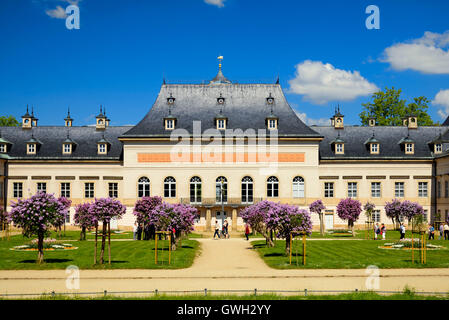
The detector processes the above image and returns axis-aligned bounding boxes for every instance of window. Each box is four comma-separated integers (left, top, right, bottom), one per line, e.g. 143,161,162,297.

438,181,441,198
98,144,106,154
37,182,47,194
0,144,5,153
405,143,414,154
268,119,277,129
372,210,381,223
324,182,334,198
423,210,428,222
241,176,253,204
292,176,305,198
84,183,94,198
418,182,428,197
216,176,228,203
164,177,176,198
371,182,381,198
267,176,279,198
370,144,379,154
65,214,70,224
61,183,70,198
347,182,357,198
435,144,442,153
395,182,404,197
109,183,118,198
63,144,71,154
138,177,150,198
165,119,174,130
217,119,226,130
336,143,344,154
0,182,3,199
444,181,449,198
190,176,202,204
13,182,23,198
445,210,448,221
27,144,36,154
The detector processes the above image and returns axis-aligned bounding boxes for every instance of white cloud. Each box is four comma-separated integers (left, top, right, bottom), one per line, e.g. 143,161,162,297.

288,60,379,105
45,5,67,19
204,0,225,8
382,31,449,74
433,89,449,119
295,111,329,126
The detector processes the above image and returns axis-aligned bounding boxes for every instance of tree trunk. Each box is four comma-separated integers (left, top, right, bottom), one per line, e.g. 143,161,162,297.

100,221,107,264
261,229,274,247
94,223,98,264
108,222,111,264
319,213,325,236
80,226,86,241
37,229,44,264
349,221,355,237
285,233,291,256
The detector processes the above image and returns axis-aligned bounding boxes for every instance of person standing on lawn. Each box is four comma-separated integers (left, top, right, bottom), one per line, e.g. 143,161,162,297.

439,223,444,240
400,223,406,240
428,224,435,240
381,223,386,240
374,223,380,240
444,223,449,240
133,222,138,240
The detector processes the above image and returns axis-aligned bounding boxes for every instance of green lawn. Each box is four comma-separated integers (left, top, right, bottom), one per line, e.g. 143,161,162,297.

0,232,200,270
251,238,449,269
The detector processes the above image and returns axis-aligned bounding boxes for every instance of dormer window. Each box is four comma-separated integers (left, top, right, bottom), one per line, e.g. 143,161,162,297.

0,144,6,153
405,143,414,154
370,143,379,154
336,143,344,154
268,119,277,130
435,143,442,154
217,119,226,130
165,119,175,130
98,144,107,154
63,143,72,154
27,143,36,154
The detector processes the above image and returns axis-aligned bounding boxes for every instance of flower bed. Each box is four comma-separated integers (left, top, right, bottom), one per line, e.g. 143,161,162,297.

326,229,353,235
89,230,129,235
10,238,78,251
379,239,444,250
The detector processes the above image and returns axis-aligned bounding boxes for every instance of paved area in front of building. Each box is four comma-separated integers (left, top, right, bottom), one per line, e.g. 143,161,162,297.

1,237,449,296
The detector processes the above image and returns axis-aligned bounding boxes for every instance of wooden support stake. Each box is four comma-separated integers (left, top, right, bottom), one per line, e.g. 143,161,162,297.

155,233,158,265
108,222,111,265
94,223,98,265
303,234,306,265
168,231,171,265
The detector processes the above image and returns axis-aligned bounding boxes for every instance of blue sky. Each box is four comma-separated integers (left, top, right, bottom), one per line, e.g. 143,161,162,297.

0,0,449,126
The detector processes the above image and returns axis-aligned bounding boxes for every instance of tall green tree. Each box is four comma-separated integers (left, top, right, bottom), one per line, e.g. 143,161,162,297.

359,87,435,126
0,115,19,127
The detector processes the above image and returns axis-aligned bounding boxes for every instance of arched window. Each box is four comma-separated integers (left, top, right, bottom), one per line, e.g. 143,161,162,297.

164,176,176,198
241,176,253,204
292,176,305,198
138,177,150,198
190,176,202,204
267,176,279,198
216,176,228,203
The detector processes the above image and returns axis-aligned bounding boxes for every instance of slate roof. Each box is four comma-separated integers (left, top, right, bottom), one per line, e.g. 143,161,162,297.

122,83,321,138
313,126,448,160
0,126,130,160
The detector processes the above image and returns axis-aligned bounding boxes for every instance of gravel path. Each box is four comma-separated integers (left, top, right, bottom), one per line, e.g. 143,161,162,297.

1,238,448,296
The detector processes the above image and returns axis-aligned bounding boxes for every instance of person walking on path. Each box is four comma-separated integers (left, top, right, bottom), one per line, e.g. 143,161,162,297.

428,224,435,240
223,219,229,239
133,222,138,240
213,221,221,239
439,223,444,240
400,223,406,240
444,223,449,240
245,222,250,241
374,223,380,240
381,223,386,240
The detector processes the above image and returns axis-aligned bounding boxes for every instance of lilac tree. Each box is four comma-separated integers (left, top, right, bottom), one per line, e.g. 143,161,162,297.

400,200,425,231
309,200,326,236
240,200,278,247
385,199,403,230
74,202,96,240
364,202,376,222
133,196,163,226
265,203,313,255
9,192,69,264
89,198,126,264
336,198,362,236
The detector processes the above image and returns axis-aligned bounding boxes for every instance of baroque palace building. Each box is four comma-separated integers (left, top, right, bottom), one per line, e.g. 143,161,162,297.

1,63,449,231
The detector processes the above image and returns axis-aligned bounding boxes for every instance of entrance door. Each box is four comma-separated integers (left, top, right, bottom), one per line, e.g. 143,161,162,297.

325,213,334,230
216,211,227,230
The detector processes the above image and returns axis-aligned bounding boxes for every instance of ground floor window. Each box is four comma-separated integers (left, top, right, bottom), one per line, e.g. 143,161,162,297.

267,176,279,198
372,210,381,222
